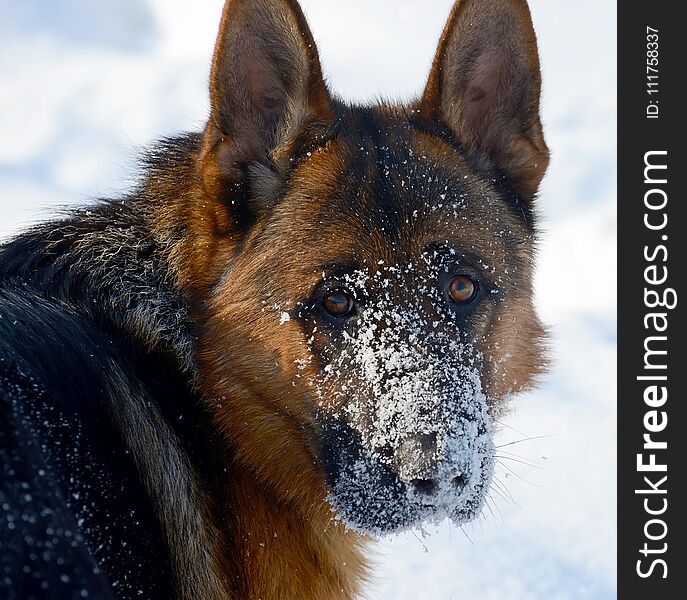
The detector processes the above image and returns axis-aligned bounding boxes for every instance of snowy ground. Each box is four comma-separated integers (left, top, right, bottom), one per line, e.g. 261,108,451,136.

0,1,616,598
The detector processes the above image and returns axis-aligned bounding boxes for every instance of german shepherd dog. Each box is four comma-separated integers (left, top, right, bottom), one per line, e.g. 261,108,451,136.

0,0,548,598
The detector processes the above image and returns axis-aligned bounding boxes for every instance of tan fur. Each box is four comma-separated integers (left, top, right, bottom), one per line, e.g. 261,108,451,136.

106,365,232,600
194,137,369,598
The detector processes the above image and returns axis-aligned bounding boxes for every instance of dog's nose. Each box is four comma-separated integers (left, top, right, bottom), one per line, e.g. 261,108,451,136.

395,433,438,482
453,473,467,489
409,478,438,495
409,473,468,496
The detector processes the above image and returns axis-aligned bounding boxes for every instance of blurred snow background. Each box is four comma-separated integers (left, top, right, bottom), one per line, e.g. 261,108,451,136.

0,0,616,598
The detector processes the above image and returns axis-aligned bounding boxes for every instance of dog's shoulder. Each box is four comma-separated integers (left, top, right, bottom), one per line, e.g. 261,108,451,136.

0,203,194,362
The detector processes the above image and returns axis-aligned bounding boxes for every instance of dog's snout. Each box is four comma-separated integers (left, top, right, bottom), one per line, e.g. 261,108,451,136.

395,433,438,482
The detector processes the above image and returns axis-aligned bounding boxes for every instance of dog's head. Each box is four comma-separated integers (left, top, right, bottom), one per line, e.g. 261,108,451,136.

189,0,548,535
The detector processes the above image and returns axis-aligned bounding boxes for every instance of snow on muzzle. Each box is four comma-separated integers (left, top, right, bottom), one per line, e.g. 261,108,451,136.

315,288,495,535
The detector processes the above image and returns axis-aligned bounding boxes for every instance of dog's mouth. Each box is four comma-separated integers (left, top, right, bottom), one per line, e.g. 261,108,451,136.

321,405,495,535
314,344,496,535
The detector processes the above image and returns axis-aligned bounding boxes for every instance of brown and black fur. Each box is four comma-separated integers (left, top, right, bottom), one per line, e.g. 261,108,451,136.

0,1,549,599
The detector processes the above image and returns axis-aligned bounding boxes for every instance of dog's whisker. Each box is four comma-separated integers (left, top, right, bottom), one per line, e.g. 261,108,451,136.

491,419,531,438
459,525,474,545
491,475,519,507
495,434,556,449
487,480,516,507
496,460,544,488
410,528,429,553
494,454,542,470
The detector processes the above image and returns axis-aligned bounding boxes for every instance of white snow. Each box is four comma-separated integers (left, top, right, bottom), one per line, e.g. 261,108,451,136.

0,1,616,598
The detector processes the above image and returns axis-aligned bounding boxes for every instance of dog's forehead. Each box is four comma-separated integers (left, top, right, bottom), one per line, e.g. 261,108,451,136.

266,107,530,278
251,109,532,296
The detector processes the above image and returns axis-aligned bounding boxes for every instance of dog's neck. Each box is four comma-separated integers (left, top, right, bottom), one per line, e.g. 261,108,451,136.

225,466,369,600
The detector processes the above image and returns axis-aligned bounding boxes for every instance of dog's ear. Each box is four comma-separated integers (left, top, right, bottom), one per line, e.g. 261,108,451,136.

420,0,548,199
200,0,332,194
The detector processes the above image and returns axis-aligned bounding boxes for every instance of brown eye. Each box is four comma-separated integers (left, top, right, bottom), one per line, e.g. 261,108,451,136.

322,290,355,318
449,275,478,304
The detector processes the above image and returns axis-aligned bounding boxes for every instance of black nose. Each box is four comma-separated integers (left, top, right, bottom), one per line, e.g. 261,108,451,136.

410,478,438,495
395,433,439,482
453,473,467,489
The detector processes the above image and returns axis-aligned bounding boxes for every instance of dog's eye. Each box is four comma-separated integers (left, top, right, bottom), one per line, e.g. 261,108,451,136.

322,290,355,318
448,275,478,304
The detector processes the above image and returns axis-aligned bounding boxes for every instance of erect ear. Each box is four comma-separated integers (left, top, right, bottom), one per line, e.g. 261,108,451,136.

200,0,333,190
420,0,549,199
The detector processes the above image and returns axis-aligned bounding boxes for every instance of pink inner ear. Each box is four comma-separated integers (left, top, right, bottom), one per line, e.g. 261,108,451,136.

462,50,503,143
244,52,285,117
463,85,487,138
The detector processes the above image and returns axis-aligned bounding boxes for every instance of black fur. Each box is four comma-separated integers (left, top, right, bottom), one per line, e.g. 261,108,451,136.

0,290,173,599
0,152,224,599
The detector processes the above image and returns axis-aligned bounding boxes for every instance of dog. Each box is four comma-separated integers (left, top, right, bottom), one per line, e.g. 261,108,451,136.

0,0,548,598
